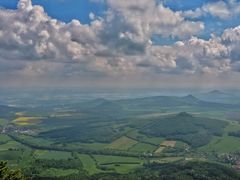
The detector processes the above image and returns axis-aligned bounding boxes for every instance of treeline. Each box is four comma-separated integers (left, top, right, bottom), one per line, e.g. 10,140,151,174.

34,159,82,169
22,152,88,179
229,131,240,138
168,133,212,147
92,161,240,180
8,133,153,158
0,161,26,180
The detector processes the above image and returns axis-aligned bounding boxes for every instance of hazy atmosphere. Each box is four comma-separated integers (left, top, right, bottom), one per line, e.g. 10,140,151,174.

0,0,240,89
2,1,240,179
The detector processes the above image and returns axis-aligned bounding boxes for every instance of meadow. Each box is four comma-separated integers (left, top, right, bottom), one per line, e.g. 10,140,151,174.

1,91,240,178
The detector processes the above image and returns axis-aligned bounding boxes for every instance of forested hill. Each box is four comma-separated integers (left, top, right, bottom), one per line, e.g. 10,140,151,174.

82,94,239,111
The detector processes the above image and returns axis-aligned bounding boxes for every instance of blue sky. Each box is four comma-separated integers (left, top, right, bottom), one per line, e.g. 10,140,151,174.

164,0,240,39
0,0,240,88
0,0,106,23
163,0,210,10
0,0,237,40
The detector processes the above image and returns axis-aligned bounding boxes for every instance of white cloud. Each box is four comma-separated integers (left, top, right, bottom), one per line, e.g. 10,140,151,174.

182,0,240,20
17,0,33,11
203,1,231,19
0,0,240,86
0,0,103,63
105,0,204,40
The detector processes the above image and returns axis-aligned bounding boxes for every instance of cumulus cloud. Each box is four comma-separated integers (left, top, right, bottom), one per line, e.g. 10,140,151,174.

222,26,240,70
182,0,240,20
17,0,33,11
105,0,204,40
0,0,240,86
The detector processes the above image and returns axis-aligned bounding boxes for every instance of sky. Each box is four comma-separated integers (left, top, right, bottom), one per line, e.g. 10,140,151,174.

0,0,240,89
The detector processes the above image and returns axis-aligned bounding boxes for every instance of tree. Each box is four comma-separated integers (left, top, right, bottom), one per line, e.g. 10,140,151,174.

0,161,26,180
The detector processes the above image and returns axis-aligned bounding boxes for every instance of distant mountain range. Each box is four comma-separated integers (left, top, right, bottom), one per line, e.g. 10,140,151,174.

195,90,238,104
82,93,238,112
205,90,232,96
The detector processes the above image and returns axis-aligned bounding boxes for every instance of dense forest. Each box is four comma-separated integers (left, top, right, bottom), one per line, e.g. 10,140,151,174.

140,112,227,147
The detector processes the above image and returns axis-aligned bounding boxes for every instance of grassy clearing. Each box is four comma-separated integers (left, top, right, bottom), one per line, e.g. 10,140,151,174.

106,136,138,150
127,130,165,145
199,135,240,153
93,155,142,165
129,143,156,153
34,150,72,160
199,123,240,153
93,155,143,174
39,168,78,177
78,154,102,175
144,137,166,145
0,140,24,151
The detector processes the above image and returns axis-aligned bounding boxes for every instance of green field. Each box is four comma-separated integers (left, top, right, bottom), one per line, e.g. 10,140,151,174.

78,154,103,175
93,155,143,165
0,150,22,161
199,135,240,153
0,134,11,144
68,142,108,150
93,155,143,174
0,140,25,151
39,168,79,178
129,142,157,152
199,123,240,153
127,130,165,145
106,136,138,150
1,92,240,179
225,122,240,132
35,150,72,160
17,134,54,146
